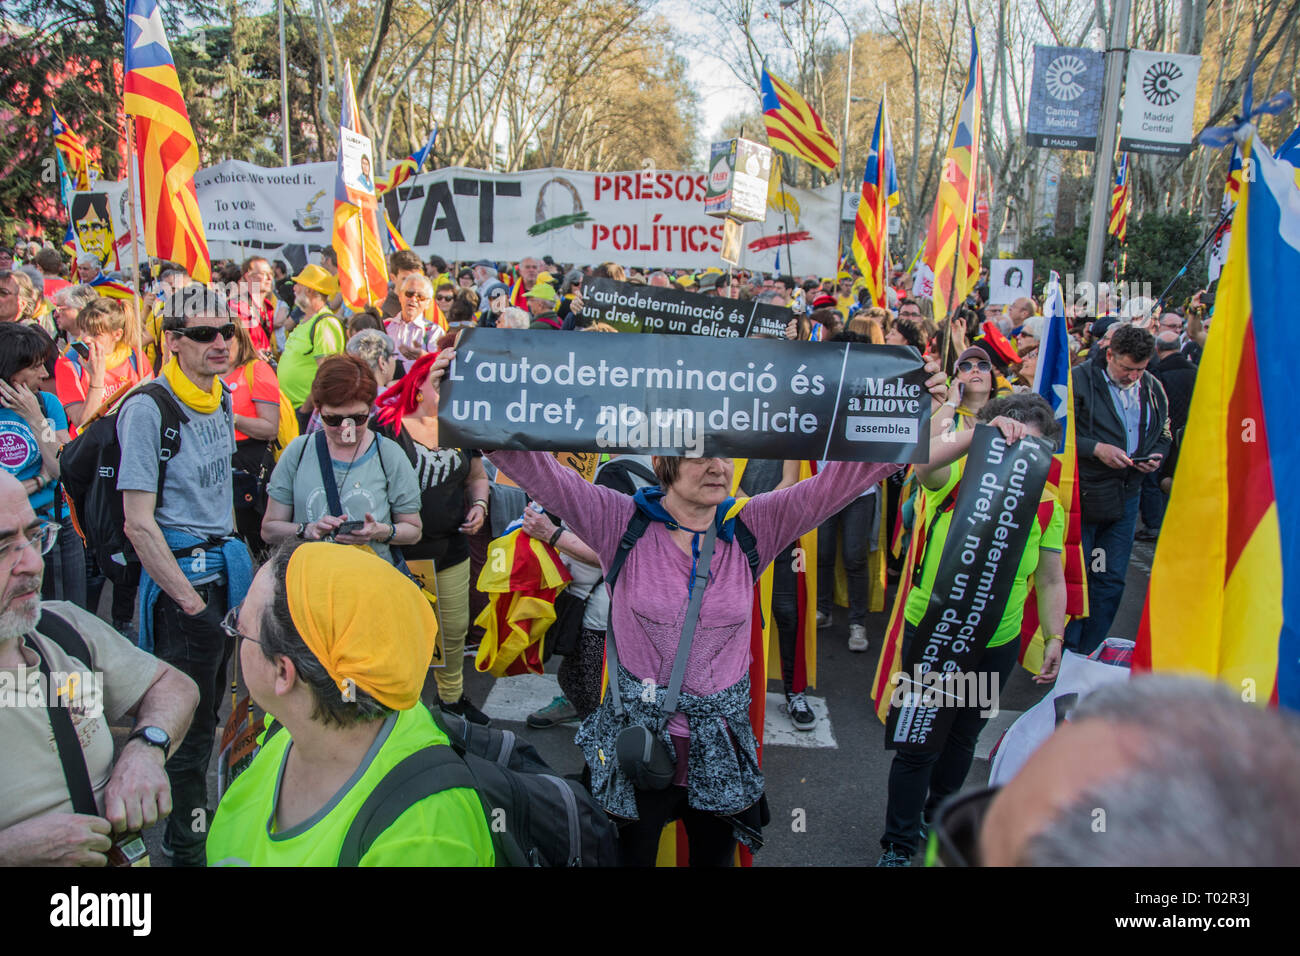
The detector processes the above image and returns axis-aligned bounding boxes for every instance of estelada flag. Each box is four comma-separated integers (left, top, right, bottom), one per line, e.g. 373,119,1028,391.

760,66,840,176
1108,153,1131,244
474,528,571,678
1019,272,1087,672
1135,132,1300,710
853,94,900,309
51,107,98,192
123,0,211,283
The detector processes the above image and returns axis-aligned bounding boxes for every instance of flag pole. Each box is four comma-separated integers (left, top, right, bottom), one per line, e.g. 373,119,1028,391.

123,116,146,346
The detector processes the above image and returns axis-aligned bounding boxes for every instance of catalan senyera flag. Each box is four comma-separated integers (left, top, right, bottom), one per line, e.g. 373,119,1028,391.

1207,146,1243,282
1135,134,1300,712
1019,272,1087,672
760,66,840,176
332,62,389,309
922,28,982,321
123,0,211,284
1108,153,1131,243
51,107,98,192
853,95,900,308
473,528,572,678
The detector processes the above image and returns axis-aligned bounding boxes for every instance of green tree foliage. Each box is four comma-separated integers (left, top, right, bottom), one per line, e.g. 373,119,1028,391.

1016,210,1205,306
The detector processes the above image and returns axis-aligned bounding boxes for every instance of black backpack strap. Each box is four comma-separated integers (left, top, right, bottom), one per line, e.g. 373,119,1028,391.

314,429,344,516
37,608,92,671
307,312,340,350
131,382,188,510
733,516,761,583
337,745,476,866
28,615,97,816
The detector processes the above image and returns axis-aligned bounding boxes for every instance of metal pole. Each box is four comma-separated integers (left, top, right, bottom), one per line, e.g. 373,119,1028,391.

1082,0,1130,295
278,0,291,166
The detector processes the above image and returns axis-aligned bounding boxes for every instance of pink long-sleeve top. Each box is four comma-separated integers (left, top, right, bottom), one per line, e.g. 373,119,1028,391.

489,452,897,735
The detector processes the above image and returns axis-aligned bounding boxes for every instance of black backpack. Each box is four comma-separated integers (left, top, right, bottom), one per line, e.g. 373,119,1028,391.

59,382,227,585
257,708,618,867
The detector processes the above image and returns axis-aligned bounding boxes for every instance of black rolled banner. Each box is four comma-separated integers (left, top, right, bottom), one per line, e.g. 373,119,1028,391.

583,278,792,339
438,329,932,462
884,425,1055,752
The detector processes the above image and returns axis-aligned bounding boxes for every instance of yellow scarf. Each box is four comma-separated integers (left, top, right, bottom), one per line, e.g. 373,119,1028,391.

162,357,222,413
106,342,133,371
286,543,437,710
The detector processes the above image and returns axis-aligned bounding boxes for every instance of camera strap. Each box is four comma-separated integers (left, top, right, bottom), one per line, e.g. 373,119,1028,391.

29,627,98,816
606,521,717,719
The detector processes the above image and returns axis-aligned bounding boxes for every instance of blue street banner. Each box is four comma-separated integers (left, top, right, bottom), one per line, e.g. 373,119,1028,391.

1026,46,1105,150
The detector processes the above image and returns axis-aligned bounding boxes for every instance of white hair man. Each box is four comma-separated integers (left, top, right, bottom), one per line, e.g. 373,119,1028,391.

0,472,198,865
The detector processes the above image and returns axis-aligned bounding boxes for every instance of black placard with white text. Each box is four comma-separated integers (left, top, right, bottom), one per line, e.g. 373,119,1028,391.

438,329,931,462
583,278,791,339
885,425,1054,751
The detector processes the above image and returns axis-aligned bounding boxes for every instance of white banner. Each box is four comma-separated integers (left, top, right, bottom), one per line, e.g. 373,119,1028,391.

988,258,1033,305
1119,50,1202,157
98,160,840,274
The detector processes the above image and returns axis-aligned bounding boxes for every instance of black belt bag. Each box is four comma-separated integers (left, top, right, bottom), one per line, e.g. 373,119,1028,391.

607,523,717,792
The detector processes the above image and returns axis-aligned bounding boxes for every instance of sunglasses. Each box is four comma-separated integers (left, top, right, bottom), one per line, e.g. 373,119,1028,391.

957,360,992,374
403,291,430,301
221,604,261,647
171,323,239,343
435,294,454,302
926,785,1001,866
320,410,370,427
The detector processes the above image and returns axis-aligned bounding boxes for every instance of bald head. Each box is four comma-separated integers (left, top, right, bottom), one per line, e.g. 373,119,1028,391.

1008,297,1036,325
0,472,44,641
1155,332,1181,354
981,675,1300,866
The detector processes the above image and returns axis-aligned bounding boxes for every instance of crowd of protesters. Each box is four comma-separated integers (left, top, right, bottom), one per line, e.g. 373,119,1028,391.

5,233,1286,871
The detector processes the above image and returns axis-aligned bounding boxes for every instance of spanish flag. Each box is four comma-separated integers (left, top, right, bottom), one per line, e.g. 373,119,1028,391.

123,0,211,283
1135,132,1299,711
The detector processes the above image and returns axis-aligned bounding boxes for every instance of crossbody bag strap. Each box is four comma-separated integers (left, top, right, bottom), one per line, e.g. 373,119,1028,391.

29,635,98,815
662,521,717,716
603,511,651,718
314,429,343,516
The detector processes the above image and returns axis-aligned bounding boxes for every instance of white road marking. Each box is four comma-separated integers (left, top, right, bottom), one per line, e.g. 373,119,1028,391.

482,675,838,748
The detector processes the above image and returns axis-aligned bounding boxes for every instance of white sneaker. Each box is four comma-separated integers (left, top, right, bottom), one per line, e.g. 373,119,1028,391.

848,624,868,652
816,610,833,629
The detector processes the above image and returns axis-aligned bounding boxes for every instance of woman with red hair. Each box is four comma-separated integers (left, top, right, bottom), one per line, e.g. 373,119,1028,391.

373,351,492,726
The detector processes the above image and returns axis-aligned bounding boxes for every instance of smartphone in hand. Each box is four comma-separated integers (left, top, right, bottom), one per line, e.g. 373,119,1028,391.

334,519,365,536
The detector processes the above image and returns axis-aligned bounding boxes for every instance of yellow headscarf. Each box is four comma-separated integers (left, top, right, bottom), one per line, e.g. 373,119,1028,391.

161,356,222,414
286,543,437,711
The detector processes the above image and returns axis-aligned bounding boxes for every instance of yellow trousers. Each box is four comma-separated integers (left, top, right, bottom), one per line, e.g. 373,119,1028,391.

406,557,471,704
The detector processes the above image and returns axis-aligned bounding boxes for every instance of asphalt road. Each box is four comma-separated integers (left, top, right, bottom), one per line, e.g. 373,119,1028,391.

115,538,1155,867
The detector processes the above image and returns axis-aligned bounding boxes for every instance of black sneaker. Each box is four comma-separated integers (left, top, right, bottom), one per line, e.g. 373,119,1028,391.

439,694,490,726
876,843,912,867
786,691,816,731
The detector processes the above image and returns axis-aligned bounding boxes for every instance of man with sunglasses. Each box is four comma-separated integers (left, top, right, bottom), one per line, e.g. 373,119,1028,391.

118,286,255,866
0,472,200,865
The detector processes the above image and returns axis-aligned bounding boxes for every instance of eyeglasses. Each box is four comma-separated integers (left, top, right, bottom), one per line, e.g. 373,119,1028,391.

403,291,430,301
926,785,1001,867
435,294,454,303
0,521,58,562
957,360,992,374
221,605,261,647
319,410,370,427
171,323,239,343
